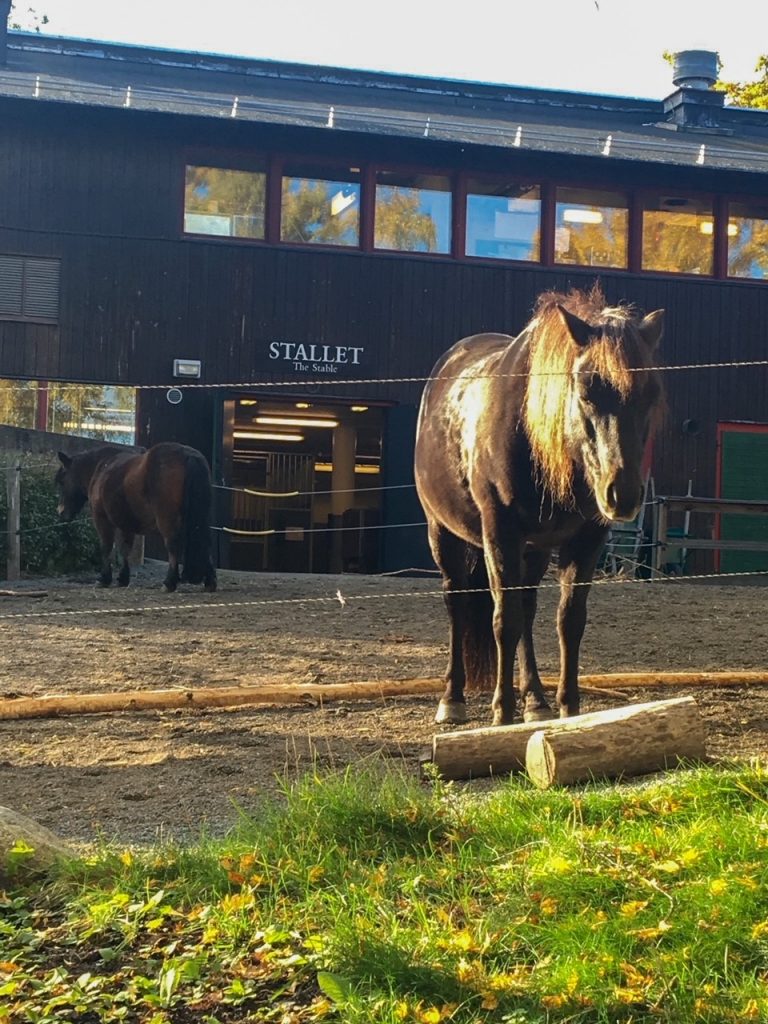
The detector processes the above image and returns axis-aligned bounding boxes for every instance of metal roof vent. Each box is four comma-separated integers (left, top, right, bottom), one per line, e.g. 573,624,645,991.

672,50,719,91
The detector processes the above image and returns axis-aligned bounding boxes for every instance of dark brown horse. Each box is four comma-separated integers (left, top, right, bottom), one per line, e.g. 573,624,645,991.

55,442,217,592
414,286,664,726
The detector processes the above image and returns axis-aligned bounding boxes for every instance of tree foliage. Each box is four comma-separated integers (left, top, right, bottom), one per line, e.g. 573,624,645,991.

716,55,768,110
8,4,49,31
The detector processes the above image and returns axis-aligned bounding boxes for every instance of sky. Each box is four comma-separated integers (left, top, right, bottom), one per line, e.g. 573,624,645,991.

10,0,767,100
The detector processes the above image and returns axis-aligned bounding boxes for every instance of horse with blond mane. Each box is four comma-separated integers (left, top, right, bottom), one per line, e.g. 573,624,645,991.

415,285,664,726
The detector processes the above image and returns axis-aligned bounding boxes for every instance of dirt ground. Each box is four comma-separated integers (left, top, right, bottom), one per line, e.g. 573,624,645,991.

1,563,767,848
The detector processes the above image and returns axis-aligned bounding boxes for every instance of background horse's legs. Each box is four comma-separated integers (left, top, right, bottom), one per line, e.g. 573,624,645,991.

518,548,555,722
115,530,134,587
430,523,489,725
162,535,182,592
482,515,524,727
93,513,115,588
556,525,608,717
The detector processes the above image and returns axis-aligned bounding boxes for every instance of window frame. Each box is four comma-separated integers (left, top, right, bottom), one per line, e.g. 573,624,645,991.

177,150,767,286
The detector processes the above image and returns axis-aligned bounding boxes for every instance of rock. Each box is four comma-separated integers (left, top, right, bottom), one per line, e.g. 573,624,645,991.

0,805,72,883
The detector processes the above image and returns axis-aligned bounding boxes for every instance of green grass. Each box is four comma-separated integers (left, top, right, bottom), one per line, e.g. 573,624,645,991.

2,758,768,1023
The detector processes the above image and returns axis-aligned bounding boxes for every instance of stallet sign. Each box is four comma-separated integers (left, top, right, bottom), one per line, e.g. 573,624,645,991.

268,341,364,375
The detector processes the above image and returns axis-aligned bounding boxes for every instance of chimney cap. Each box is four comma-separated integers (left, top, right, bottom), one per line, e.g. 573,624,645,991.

672,50,719,90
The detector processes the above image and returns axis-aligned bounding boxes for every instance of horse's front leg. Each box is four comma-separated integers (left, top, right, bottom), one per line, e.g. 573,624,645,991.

517,547,555,722
483,519,524,727
93,515,115,588
115,531,134,588
556,525,608,717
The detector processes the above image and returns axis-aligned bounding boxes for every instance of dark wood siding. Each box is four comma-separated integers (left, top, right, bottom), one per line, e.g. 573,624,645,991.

1,98,768,519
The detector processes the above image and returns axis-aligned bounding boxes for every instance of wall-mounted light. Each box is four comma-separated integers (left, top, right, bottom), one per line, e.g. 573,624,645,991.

562,208,604,225
239,398,258,406
173,358,202,378
255,415,338,428
350,405,369,413
295,402,311,409
234,430,304,442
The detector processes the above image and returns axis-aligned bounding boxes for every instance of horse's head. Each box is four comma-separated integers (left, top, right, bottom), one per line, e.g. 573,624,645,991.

54,451,89,521
559,305,664,523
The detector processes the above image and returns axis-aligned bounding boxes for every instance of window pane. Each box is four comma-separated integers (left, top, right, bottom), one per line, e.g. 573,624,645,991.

0,379,38,428
728,200,768,280
48,385,137,445
374,172,451,253
184,165,266,239
465,180,540,261
281,164,360,246
555,188,628,268
641,194,713,275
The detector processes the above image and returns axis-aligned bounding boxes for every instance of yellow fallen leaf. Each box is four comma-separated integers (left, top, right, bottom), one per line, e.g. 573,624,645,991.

480,992,499,1010
655,860,681,874
619,900,649,917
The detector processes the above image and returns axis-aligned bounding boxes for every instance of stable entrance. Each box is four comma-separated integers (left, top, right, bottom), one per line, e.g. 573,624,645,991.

221,395,384,573
717,422,768,573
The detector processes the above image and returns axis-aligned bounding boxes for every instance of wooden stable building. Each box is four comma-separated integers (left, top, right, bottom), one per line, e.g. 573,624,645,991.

1,13,768,573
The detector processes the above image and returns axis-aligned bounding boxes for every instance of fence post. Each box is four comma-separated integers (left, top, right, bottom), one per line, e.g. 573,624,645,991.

6,461,21,581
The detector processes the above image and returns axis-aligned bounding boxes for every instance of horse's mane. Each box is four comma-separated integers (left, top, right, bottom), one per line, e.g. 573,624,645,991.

523,284,655,506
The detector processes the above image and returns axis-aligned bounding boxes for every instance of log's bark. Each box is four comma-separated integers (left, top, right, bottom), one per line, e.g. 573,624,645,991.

432,695,706,782
525,696,706,789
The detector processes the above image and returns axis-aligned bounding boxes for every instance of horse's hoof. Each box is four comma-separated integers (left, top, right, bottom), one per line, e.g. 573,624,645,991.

492,711,515,727
523,707,556,723
161,583,177,593
96,580,111,589
435,700,467,725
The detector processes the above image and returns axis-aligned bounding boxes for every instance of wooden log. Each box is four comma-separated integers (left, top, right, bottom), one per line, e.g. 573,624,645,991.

0,590,47,598
525,696,706,789
0,670,764,723
432,695,706,782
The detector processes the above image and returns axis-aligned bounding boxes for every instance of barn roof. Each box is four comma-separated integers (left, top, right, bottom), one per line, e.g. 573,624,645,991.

2,30,768,176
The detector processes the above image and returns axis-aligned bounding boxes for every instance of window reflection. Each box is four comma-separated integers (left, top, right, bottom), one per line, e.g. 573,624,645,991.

642,194,713,275
184,165,266,239
281,164,360,246
727,200,768,279
555,188,628,268
0,382,136,445
374,172,451,253
465,181,540,261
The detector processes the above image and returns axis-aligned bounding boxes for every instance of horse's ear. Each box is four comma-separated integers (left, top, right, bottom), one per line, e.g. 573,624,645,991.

638,309,664,352
57,451,72,469
557,305,593,348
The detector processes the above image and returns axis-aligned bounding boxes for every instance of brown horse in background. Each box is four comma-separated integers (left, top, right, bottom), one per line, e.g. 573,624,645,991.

55,442,217,592
414,285,664,726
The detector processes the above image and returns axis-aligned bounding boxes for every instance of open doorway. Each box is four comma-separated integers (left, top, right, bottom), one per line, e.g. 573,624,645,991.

223,395,385,573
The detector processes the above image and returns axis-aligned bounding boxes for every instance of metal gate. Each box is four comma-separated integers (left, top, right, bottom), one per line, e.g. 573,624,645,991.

231,452,315,571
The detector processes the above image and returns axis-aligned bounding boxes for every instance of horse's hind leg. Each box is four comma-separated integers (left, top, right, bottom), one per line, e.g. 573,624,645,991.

518,548,555,722
430,523,470,724
162,537,181,593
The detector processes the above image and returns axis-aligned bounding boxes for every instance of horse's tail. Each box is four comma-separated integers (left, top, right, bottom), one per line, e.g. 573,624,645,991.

460,549,497,692
180,451,214,585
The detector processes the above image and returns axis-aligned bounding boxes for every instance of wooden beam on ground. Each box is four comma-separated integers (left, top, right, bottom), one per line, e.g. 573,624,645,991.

525,696,706,789
432,696,706,782
0,671,765,722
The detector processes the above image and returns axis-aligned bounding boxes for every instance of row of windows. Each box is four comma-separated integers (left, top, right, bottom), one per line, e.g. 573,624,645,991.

184,162,768,281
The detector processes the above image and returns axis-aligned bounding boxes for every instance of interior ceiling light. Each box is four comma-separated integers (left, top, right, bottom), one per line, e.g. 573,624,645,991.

238,398,258,406
350,405,369,412
699,221,739,236
233,430,304,442
255,415,339,428
295,402,311,409
561,208,604,224
315,462,380,474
